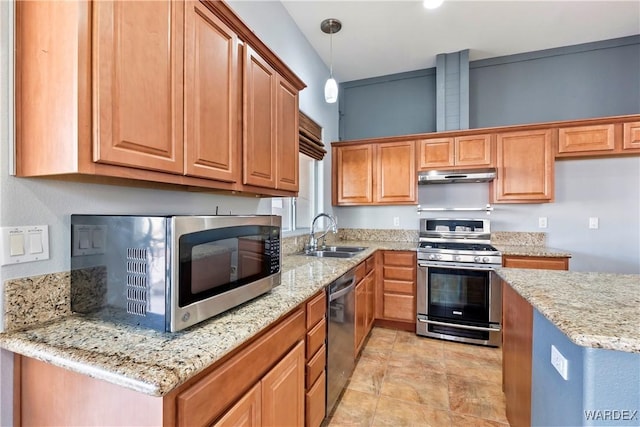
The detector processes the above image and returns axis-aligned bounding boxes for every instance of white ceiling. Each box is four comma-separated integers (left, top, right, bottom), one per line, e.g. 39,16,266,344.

281,0,640,83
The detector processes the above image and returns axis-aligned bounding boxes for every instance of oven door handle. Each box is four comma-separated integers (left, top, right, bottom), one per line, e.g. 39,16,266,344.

418,318,501,332
417,261,495,271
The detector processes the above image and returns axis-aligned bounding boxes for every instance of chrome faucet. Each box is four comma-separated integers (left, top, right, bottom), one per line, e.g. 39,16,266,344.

307,213,338,250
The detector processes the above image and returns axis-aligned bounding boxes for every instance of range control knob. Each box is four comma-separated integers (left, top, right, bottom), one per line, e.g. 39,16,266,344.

473,256,481,263
428,254,437,260
482,257,490,263
436,254,442,260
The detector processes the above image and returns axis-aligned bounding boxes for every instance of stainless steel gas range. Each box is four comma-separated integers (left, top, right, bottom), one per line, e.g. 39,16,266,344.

416,218,503,347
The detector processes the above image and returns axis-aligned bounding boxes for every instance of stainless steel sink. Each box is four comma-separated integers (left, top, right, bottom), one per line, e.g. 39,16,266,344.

302,246,367,258
304,250,357,258
318,246,366,253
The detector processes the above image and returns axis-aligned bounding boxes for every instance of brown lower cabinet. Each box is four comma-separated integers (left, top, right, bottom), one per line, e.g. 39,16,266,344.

15,306,311,427
375,251,416,331
354,254,377,356
502,255,569,270
502,280,533,427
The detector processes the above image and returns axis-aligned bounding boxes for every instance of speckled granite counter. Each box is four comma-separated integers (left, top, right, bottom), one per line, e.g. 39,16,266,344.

0,241,415,397
494,245,571,258
496,268,640,353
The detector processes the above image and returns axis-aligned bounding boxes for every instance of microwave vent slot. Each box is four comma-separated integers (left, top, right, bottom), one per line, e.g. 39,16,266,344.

127,301,147,316
125,247,149,316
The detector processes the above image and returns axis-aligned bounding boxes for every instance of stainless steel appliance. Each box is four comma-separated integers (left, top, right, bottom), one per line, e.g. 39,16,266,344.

70,215,281,332
326,269,356,417
417,168,496,184
416,218,502,346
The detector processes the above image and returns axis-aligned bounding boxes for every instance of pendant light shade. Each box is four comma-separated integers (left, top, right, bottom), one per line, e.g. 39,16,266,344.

324,77,338,104
321,18,342,104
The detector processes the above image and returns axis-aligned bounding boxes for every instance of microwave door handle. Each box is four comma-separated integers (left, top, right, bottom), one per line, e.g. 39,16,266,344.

418,318,501,332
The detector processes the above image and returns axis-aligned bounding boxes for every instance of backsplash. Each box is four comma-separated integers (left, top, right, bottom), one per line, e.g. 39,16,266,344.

490,231,546,246
3,272,71,332
337,228,418,242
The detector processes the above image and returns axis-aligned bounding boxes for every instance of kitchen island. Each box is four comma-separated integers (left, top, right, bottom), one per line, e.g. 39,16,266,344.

496,268,640,427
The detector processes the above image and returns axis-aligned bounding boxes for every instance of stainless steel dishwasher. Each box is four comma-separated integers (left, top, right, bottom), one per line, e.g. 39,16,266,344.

326,269,356,417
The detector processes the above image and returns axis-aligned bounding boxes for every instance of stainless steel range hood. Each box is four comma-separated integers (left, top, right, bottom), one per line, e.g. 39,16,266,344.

418,168,496,184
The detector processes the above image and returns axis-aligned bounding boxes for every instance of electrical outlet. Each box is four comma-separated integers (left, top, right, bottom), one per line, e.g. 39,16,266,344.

589,217,599,229
538,217,548,228
393,217,400,227
551,345,569,380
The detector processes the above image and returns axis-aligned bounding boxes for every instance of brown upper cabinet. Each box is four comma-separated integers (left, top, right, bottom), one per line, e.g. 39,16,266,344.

491,129,554,203
15,0,304,196
417,134,493,170
623,121,640,151
332,140,416,206
557,121,640,158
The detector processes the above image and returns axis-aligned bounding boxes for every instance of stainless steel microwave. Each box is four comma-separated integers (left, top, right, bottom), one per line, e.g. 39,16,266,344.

70,215,281,332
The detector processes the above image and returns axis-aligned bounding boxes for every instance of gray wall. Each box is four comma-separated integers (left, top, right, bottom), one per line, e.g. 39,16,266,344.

339,69,437,140
335,36,640,274
531,310,640,426
0,1,337,423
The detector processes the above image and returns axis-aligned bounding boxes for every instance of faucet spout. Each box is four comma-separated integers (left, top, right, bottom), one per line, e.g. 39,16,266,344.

307,213,338,250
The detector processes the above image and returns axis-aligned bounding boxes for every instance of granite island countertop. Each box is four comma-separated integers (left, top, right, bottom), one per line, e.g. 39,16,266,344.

495,268,640,353
0,241,415,397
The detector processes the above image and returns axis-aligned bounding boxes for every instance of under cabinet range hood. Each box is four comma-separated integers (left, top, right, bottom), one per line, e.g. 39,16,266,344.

418,168,497,184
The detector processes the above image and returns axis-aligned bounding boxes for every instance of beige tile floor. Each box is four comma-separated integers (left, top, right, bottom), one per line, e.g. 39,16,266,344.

327,327,510,427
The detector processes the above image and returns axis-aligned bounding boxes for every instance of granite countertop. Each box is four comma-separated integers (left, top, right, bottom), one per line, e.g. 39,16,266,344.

494,245,571,257
0,241,415,397
496,268,640,353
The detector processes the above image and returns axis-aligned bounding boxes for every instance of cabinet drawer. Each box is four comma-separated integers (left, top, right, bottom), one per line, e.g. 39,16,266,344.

383,251,415,267
306,317,326,359
306,344,326,389
306,291,326,330
383,293,415,322
383,279,413,295
306,371,326,427
502,255,569,271
383,266,414,281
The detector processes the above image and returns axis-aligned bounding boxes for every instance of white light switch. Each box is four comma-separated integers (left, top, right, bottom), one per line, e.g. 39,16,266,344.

29,232,43,254
9,232,25,256
589,217,599,229
1,225,49,265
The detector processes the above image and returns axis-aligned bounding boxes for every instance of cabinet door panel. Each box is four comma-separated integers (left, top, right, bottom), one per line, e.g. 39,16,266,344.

212,383,261,427
244,46,277,189
375,141,416,203
276,77,299,191
94,0,184,173
503,282,533,427
623,121,640,151
558,124,615,155
455,134,492,167
184,2,239,182
418,138,454,169
333,144,373,205
382,293,415,322
492,129,554,203
262,341,305,427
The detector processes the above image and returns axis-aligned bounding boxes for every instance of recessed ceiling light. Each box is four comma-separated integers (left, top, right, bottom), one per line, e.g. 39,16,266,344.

423,0,444,9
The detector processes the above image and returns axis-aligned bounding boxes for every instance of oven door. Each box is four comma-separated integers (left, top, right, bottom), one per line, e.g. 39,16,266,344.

417,261,501,346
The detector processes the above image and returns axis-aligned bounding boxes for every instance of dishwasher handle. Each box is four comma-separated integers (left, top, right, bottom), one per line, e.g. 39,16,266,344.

329,278,355,301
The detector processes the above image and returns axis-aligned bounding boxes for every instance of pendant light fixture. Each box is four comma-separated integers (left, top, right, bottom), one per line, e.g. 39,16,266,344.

321,18,342,104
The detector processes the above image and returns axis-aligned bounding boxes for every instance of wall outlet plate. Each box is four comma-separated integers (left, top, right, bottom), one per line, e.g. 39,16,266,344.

538,217,548,228
551,345,569,380
589,217,599,229
1,225,50,265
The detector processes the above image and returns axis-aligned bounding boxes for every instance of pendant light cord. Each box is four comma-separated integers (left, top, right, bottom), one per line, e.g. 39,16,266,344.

329,25,334,78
